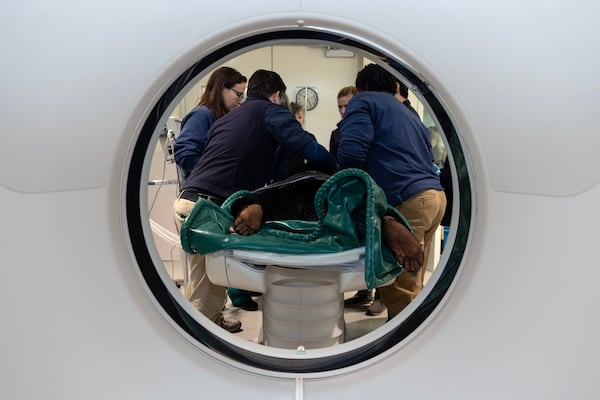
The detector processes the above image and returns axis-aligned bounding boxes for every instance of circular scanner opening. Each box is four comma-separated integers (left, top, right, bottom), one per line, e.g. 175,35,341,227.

126,28,472,376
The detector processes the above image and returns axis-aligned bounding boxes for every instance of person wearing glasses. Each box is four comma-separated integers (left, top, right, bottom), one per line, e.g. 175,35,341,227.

174,69,336,334
174,66,247,180
172,66,246,333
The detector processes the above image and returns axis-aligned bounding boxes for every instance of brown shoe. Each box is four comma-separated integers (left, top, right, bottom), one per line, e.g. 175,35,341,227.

215,315,242,333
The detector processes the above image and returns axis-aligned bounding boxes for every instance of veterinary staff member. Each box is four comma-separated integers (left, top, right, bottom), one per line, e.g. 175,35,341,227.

338,63,446,319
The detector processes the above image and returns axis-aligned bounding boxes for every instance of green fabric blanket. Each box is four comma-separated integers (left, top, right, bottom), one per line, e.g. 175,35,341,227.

180,169,410,289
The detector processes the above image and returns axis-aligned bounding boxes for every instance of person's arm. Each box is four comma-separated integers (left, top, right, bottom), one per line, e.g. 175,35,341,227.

264,104,337,174
297,140,337,174
337,97,374,170
173,107,215,176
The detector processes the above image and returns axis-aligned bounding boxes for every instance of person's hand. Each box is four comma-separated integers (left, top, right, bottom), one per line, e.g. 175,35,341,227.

229,204,263,235
382,216,424,274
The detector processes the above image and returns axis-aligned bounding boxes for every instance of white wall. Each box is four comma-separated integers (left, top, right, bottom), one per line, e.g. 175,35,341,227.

172,44,363,147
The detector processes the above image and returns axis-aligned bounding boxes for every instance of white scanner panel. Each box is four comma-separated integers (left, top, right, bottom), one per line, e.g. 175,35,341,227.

1,1,599,399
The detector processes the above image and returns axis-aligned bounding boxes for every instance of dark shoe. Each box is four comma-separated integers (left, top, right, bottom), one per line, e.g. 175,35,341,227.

365,298,386,316
215,315,242,333
235,297,259,311
344,290,374,307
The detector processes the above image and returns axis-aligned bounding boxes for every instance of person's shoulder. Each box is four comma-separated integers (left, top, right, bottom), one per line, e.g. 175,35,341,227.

246,94,269,104
345,91,368,107
349,91,395,110
242,95,275,113
352,91,391,103
354,91,384,98
188,105,215,119
190,104,211,114
181,105,214,127
265,100,293,116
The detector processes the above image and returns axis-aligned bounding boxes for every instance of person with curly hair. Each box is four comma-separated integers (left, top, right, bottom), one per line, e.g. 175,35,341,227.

337,63,447,319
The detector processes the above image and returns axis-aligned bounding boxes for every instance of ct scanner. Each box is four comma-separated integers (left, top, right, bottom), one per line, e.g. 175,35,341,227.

2,1,599,399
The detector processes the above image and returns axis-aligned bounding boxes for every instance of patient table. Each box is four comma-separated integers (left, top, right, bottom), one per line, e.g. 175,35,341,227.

180,169,408,349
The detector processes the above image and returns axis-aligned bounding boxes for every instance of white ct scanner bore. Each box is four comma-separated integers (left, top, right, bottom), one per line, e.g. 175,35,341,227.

127,29,472,374
2,2,599,399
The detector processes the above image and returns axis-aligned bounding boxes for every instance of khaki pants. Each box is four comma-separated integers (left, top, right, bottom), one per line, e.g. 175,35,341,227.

173,197,227,322
379,189,446,318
